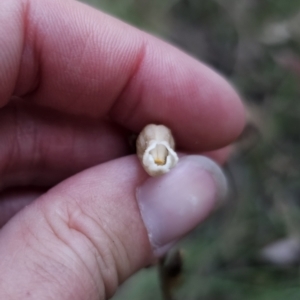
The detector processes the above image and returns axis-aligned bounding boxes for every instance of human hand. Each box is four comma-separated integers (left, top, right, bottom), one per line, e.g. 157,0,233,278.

0,0,244,298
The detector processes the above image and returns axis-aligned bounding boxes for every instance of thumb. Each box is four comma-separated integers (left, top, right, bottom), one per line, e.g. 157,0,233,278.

0,155,226,299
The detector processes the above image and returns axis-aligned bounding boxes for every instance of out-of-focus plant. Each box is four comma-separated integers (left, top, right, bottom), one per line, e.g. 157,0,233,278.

79,0,300,299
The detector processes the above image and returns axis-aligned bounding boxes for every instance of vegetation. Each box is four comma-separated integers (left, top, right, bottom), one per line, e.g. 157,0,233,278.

80,0,300,299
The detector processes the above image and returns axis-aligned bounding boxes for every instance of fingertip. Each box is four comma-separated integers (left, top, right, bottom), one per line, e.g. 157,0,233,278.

112,40,246,150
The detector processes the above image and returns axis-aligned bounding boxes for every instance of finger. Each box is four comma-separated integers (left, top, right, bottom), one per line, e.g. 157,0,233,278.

202,146,232,165
2,0,244,152
0,101,230,193
0,100,228,190
0,100,130,189
0,144,229,227
0,155,226,299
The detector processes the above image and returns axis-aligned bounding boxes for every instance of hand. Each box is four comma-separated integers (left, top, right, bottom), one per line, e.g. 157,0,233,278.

0,0,245,298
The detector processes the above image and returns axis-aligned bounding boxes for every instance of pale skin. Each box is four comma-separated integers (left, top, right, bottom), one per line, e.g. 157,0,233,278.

0,0,245,299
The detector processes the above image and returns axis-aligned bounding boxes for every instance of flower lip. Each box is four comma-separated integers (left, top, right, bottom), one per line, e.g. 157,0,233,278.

150,143,169,165
143,140,178,173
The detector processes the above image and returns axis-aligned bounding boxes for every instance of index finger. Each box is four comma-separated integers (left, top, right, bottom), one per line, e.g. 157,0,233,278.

1,0,245,151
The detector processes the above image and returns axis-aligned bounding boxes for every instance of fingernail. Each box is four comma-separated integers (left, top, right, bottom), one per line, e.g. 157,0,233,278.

136,155,227,256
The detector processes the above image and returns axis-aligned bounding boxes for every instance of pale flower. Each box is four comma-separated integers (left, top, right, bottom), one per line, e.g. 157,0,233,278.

136,124,179,176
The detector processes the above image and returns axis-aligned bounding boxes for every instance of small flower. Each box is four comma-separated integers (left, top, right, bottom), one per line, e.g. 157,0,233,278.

136,124,179,176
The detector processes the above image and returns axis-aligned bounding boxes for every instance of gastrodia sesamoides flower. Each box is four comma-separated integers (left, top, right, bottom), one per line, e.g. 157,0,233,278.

136,124,179,176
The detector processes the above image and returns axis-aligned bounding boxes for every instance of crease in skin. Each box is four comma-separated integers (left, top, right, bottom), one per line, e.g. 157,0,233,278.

35,194,105,299
109,38,148,119
14,0,41,97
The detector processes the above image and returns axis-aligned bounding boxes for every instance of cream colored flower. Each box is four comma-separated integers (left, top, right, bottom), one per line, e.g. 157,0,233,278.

136,124,179,176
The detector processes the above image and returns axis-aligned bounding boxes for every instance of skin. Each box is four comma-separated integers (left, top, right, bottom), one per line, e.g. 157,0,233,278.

0,0,245,299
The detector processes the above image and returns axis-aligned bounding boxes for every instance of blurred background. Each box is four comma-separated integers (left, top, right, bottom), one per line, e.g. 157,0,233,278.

80,0,300,299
